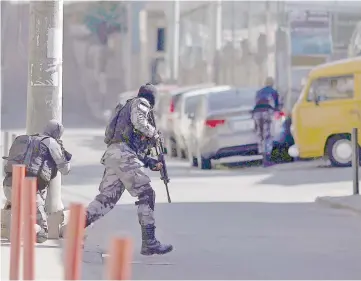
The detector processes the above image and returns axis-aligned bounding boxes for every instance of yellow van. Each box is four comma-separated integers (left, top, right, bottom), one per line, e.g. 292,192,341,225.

290,57,361,167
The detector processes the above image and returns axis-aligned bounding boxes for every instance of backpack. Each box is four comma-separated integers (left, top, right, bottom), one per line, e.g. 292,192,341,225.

104,99,134,145
4,134,49,173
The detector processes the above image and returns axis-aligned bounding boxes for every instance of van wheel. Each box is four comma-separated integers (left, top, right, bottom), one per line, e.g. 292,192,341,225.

326,135,353,167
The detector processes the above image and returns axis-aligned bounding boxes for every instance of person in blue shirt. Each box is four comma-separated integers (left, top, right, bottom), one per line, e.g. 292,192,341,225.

253,77,280,167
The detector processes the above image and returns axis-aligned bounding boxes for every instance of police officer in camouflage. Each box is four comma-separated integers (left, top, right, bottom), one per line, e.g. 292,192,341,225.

82,83,173,255
253,77,280,167
3,119,72,243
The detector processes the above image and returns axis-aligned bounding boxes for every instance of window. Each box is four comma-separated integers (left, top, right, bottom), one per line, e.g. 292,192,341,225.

307,75,354,102
194,99,205,120
156,28,165,52
184,96,201,115
207,89,257,111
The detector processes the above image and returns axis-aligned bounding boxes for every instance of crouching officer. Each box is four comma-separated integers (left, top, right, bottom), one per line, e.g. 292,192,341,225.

2,119,72,243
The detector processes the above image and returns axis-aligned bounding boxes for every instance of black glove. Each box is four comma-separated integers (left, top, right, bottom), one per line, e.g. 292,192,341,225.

153,131,164,143
57,139,72,161
63,150,72,161
143,156,159,171
57,139,63,146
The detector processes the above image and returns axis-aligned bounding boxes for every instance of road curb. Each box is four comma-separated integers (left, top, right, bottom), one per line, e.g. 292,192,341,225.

315,196,361,216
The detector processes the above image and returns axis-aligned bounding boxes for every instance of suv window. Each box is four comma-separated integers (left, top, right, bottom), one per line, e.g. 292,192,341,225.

208,89,256,111
184,95,201,115
172,93,183,110
307,75,354,102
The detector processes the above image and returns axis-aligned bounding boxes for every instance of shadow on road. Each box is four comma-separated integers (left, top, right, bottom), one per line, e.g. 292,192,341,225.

74,201,361,280
257,165,354,186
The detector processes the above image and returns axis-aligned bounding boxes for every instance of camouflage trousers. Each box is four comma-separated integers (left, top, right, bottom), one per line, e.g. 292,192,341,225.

253,110,273,155
3,180,48,231
85,142,155,227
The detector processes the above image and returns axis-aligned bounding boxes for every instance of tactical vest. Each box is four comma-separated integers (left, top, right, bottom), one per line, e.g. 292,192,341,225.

104,98,151,153
4,134,57,183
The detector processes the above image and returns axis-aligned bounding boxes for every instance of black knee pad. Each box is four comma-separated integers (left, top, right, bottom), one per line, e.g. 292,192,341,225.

135,188,155,211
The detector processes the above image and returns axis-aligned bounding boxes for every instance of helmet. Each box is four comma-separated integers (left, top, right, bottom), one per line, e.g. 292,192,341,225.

43,119,64,140
137,83,157,107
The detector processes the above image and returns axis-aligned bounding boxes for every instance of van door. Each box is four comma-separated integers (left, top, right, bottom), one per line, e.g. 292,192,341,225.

355,73,361,142
296,74,360,158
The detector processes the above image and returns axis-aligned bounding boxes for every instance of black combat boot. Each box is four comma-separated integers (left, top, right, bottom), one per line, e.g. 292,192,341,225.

36,227,48,243
140,225,173,255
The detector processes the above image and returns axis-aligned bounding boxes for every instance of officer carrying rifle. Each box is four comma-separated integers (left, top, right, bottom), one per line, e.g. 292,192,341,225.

61,83,173,256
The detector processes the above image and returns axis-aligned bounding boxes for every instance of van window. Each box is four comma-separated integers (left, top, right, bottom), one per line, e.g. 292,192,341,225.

307,75,354,102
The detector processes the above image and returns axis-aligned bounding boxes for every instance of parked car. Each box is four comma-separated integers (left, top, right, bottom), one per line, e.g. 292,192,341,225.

153,84,179,144
187,87,287,169
173,85,232,160
154,84,214,157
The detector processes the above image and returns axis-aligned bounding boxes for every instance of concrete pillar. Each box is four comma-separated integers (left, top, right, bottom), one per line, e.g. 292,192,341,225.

26,0,65,238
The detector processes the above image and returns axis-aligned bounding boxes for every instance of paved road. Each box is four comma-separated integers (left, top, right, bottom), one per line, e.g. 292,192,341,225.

1,129,361,280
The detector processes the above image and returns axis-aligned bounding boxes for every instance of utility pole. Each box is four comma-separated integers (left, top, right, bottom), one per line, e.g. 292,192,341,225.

123,2,132,90
231,0,236,85
26,1,64,219
0,0,3,173
265,1,275,79
285,8,293,112
171,0,180,83
214,0,222,84
247,1,253,86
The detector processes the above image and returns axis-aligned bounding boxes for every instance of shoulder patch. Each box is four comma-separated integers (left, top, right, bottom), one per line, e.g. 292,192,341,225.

138,103,149,113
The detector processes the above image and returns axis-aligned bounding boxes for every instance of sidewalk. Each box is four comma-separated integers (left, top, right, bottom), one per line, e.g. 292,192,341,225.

1,239,64,280
316,194,361,215
0,129,104,280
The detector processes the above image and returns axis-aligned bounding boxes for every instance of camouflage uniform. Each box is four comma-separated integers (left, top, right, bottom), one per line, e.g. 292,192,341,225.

3,120,71,243
84,84,173,256
85,142,155,226
254,110,273,155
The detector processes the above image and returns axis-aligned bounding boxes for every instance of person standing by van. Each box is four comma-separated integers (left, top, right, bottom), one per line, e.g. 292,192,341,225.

253,77,280,167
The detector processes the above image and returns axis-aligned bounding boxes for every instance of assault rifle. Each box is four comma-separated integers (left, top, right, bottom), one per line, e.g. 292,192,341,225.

149,111,171,203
